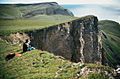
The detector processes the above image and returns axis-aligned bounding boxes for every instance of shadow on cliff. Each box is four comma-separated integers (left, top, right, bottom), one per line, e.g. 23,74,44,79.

27,15,100,63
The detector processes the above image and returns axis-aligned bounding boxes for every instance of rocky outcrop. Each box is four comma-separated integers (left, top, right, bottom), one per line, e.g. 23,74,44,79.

2,15,101,63
23,3,74,18
0,2,73,19
99,20,120,68
76,64,116,79
23,2,73,18
26,15,102,63
0,33,30,44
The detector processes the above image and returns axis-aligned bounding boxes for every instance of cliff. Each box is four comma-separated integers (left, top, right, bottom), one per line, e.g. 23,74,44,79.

0,2,102,64
1,2,119,79
23,15,101,63
22,2,74,18
99,20,120,68
0,2,73,19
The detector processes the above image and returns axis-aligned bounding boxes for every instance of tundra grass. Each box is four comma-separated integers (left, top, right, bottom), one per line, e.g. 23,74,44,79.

0,40,80,79
0,40,114,79
0,15,78,35
99,20,120,67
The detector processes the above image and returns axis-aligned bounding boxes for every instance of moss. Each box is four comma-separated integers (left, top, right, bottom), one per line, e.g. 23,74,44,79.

99,20,120,67
1,39,112,79
87,73,108,79
0,15,78,36
0,40,80,79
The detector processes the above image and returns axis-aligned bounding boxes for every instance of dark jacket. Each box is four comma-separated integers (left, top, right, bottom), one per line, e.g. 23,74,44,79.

23,43,27,52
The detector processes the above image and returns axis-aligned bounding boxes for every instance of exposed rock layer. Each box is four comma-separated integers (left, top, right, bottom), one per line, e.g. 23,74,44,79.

26,15,101,63
0,2,73,19
2,15,101,63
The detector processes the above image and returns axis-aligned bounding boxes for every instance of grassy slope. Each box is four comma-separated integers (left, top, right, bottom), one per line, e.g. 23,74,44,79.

0,3,73,19
0,15,78,35
0,18,115,79
0,40,79,79
99,20,120,67
0,3,75,35
0,3,116,79
0,15,116,79
0,5,22,19
0,40,113,79
0,14,78,78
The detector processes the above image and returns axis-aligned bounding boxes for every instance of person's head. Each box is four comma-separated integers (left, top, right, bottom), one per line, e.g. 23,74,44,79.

25,39,28,43
25,39,30,43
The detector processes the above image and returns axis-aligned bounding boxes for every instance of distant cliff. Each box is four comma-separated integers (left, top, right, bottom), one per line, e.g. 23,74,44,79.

0,2,73,19
99,20,120,68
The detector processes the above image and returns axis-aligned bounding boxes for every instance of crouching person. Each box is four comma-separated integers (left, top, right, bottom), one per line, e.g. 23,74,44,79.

23,39,35,53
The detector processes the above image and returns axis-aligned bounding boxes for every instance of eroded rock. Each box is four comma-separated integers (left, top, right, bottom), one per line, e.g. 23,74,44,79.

27,15,102,63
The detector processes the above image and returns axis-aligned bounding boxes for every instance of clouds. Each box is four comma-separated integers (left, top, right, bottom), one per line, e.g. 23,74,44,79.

0,0,119,22
63,4,120,22
0,0,119,5
58,0,115,4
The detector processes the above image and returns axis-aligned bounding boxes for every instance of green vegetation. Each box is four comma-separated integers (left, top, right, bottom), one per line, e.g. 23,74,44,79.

0,5,22,19
0,3,73,19
80,63,113,79
0,40,113,79
0,8,79,77
0,3,75,35
0,15,78,35
0,3,118,79
86,73,108,79
99,20,120,67
0,40,80,79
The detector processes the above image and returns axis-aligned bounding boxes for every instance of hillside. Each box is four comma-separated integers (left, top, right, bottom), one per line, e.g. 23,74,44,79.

0,2,76,36
0,2,73,19
0,15,117,79
0,15,77,35
0,2,119,79
0,40,115,79
99,20,120,68
0,39,79,79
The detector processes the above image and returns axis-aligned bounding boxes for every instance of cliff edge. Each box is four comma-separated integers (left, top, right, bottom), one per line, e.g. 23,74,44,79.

23,15,101,63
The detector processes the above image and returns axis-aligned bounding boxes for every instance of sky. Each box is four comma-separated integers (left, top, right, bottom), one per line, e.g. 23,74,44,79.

62,4,120,22
0,0,119,5
0,0,120,22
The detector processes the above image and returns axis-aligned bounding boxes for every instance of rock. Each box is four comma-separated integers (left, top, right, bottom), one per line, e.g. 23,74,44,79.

3,15,102,64
77,66,115,79
0,2,74,19
27,15,102,63
22,2,74,18
6,32,30,44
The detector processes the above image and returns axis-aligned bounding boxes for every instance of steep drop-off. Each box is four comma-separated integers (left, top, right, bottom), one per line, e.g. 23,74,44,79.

24,15,101,63
99,20,120,68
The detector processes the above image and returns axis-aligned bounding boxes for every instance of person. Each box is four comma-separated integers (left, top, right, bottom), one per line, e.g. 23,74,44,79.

22,39,35,53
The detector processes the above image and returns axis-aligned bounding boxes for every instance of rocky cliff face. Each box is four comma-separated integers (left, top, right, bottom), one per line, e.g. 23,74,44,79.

26,15,102,63
23,2,74,18
0,2,73,19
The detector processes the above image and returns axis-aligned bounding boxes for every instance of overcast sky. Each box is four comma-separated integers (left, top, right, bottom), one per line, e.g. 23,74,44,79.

0,0,120,22
0,0,119,5
62,4,120,23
